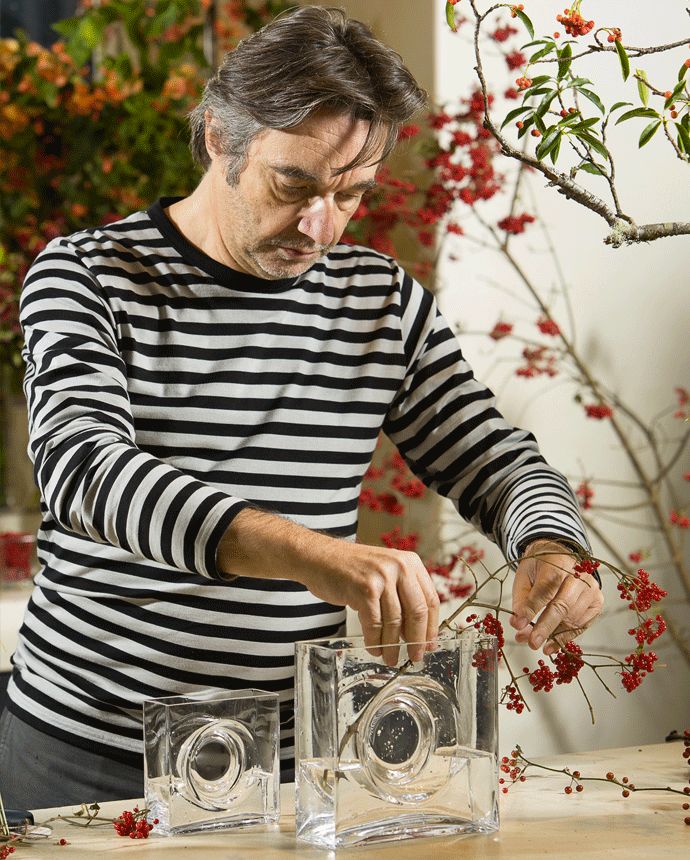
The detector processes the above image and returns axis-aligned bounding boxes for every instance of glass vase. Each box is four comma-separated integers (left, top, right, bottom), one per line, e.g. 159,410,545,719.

143,689,280,835
295,630,498,849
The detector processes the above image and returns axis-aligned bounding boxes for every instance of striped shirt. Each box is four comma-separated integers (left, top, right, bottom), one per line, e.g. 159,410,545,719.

9,197,589,768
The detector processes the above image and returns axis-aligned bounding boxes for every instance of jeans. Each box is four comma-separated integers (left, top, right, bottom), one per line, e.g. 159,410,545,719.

0,709,144,809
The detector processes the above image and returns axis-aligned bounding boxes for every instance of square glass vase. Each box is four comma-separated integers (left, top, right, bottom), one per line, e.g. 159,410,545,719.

295,630,498,849
143,689,280,835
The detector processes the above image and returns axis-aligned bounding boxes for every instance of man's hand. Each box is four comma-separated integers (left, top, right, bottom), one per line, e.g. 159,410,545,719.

218,508,440,666
510,538,604,656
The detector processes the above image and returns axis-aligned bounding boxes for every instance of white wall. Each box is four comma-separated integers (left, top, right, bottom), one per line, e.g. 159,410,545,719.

434,1,690,754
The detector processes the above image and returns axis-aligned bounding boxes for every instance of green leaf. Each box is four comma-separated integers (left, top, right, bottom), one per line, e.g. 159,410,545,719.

638,120,661,148
557,113,582,128
500,105,533,130
536,128,560,161
557,43,573,81
568,77,594,88
615,39,630,81
534,113,547,135
578,88,605,114
609,101,633,113
534,89,557,119
521,39,550,49
514,9,535,40
615,107,661,124
445,1,457,32
530,44,556,63
679,60,689,82
577,161,608,176
522,87,552,100
576,117,601,130
676,120,690,154
636,69,650,106
549,133,562,164
664,79,687,110
575,131,610,160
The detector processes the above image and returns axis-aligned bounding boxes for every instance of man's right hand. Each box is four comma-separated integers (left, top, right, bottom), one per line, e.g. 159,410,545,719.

217,508,439,666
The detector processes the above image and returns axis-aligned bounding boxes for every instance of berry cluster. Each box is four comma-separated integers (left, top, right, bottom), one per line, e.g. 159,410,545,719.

506,50,527,71
573,557,600,578
620,649,658,692
113,807,158,839
575,480,594,510
537,316,561,336
628,614,666,646
606,27,622,44
490,320,513,340
0,846,16,859
492,24,519,43
498,213,536,234
556,8,595,38
510,4,525,18
516,345,558,378
528,659,556,692
503,683,526,713
499,750,526,792
584,403,613,419
670,510,690,528
515,75,532,90
553,641,585,682
467,612,505,648
617,569,667,612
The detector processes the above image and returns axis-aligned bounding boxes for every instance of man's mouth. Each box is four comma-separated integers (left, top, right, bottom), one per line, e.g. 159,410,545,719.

277,246,319,259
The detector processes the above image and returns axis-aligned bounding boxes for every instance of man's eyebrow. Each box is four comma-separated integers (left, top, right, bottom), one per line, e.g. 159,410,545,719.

270,164,378,192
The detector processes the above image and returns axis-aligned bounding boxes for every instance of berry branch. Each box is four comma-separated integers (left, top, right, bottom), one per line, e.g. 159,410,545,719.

499,731,690,826
461,0,690,246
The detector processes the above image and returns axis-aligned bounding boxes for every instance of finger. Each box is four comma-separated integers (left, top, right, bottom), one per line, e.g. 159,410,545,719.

541,589,591,654
379,586,402,667
510,559,537,629
359,601,383,658
398,575,430,664
414,567,440,652
527,576,589,650
512,559,565,634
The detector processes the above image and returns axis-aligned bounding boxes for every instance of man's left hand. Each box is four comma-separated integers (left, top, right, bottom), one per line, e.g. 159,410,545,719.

510,538,604,656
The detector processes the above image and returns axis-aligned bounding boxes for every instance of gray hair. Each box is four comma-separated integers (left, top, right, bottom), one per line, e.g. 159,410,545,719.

189,5,427,184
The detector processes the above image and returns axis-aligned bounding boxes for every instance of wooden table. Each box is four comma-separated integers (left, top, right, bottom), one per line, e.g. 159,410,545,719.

17,743,686,859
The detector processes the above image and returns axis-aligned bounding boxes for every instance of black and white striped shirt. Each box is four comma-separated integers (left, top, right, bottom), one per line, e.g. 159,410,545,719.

9,198,589,768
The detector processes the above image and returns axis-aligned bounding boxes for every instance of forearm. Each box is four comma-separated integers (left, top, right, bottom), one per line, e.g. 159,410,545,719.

216,507,342,585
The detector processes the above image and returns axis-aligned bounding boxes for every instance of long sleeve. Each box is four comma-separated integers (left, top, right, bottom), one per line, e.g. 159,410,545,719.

383,272,590,563
20,241,248,578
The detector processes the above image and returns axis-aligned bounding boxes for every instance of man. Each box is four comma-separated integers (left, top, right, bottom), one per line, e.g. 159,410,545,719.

0,6,603,807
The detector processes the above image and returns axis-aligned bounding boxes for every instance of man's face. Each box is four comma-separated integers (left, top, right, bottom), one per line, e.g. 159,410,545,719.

205,111,382,279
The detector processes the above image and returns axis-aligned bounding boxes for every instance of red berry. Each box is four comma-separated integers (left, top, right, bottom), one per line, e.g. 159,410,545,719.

622,789,630,798
564,785,573,794
606,772,615,780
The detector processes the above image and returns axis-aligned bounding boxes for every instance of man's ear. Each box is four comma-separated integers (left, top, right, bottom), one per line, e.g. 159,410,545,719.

204,109,223,160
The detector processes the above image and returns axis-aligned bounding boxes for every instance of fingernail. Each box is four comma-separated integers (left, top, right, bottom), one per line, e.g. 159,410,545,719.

512,615,529,630
532,633,544,648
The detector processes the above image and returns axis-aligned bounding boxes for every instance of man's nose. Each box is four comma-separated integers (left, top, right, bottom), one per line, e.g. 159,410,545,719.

297,197,336,247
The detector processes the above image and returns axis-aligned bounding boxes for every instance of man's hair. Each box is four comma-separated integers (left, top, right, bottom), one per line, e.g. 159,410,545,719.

189,5,427,184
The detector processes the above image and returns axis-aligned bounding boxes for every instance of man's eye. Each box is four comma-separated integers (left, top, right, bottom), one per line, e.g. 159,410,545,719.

279,186,307,199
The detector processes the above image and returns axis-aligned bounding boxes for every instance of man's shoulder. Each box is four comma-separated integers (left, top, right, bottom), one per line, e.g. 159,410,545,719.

37,207,162,266
316,242,406,288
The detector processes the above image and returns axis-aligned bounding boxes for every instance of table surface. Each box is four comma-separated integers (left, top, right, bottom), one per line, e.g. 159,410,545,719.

11,742,687,859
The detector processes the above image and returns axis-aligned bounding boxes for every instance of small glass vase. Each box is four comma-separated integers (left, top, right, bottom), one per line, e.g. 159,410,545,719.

295,629,498,849
143,690,280,835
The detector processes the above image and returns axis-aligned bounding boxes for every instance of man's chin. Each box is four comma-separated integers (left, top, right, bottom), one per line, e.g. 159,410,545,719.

250,247,323,279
